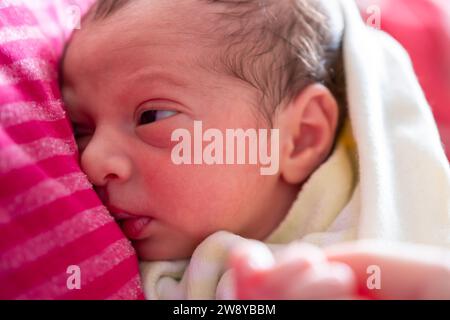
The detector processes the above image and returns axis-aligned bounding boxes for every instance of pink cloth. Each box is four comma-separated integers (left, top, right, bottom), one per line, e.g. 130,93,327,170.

0,0,144,299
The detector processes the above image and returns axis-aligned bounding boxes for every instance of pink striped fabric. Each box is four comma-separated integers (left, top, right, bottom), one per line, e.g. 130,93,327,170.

0,0,144,299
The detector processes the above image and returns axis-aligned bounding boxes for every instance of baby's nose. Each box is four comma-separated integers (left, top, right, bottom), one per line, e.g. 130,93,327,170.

80,134,133,187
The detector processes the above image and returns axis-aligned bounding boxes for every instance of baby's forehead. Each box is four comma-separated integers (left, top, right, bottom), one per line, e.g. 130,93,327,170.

89,4,235,59
88,0,219,30
65,0,245,75
71,2,219,56
63,3,239,92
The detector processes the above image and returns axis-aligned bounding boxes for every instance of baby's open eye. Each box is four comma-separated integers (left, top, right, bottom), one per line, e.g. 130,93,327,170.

138,110,178,125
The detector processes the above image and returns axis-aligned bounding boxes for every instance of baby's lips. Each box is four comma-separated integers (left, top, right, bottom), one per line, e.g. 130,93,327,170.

121,216,153,239
106,204,138,220
111,211,137,220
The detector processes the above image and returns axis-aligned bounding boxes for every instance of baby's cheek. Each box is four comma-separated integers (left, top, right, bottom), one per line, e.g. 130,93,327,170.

136,125,178,149
163,165,250,229
136,137,269,236
136,114,192,149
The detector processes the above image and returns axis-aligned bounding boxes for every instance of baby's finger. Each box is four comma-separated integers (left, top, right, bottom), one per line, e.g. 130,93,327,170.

325,241,450,299
229,241,276,299
285,262,357,300
245,242,329,295
274,242,327,272
231,242,355,300
230,241,275,273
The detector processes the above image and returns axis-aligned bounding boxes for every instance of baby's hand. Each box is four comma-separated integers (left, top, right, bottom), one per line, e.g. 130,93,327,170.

325,241,450,300
229,242,358,300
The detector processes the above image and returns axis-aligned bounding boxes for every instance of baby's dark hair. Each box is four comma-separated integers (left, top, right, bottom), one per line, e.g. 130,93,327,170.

91,0,346,129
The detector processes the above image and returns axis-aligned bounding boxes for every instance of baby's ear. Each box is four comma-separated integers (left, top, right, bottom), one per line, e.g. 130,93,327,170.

276,84,339,184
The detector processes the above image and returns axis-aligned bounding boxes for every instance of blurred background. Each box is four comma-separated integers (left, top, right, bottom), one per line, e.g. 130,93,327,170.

356,0,450,160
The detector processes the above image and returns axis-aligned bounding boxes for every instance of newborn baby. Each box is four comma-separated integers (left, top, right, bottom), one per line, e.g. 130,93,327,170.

60,0,450,299
62,0,346,259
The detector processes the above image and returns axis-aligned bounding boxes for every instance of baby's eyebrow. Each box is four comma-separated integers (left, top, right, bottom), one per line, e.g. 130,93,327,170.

116,70,190,101
128,70,187,88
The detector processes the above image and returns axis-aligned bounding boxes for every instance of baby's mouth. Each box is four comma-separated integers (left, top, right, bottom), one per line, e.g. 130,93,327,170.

107,205,154,239
120,217,153,240
111,211,137,220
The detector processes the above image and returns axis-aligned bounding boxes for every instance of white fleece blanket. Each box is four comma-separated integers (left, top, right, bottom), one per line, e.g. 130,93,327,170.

332,0,450,246
140,0,450,299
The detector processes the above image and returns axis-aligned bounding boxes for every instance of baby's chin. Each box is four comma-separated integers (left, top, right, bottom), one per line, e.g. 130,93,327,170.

132,236,199,261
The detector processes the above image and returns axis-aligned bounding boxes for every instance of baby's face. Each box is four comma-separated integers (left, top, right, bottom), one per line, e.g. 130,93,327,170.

62,0,296,260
